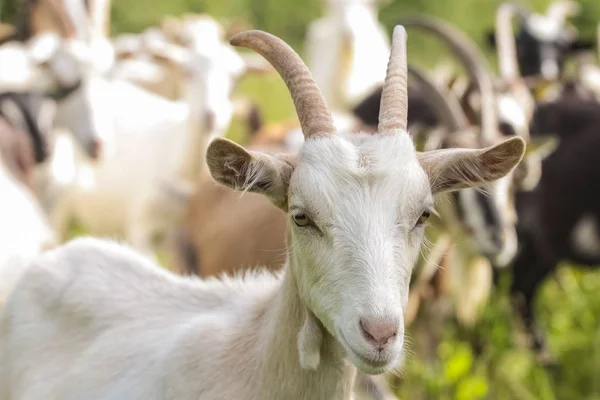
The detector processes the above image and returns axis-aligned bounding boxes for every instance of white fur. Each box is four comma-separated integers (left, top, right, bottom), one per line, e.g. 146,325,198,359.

572,214,600,258
305,0,390,110
0,33,117,160
0,157,55,304
290,133,430,372
111,18,245,104
497,94,528,136
46,43,243,254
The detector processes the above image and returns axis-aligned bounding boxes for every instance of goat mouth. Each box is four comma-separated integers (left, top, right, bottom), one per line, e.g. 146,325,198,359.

338,330,391,373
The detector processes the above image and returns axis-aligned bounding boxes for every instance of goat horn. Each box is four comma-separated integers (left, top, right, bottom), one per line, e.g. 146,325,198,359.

408,65,469,132
398,16,499,145
495,2,529,84
378,25,409,133
230,30,335,139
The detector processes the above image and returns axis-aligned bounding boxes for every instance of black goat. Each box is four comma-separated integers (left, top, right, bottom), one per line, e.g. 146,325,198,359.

352,83,440,130
485,9,594,80
508,95,600,363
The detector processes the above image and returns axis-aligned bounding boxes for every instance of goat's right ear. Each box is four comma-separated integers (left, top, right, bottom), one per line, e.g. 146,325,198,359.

206,138,296,210
418,136,526,193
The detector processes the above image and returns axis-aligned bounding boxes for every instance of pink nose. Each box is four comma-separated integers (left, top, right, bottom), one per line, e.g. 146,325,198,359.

360,318,398,349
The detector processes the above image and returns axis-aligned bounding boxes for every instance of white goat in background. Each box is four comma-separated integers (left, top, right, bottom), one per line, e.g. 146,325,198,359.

111,13,272,134
0,27,525,400
46,26,246,256
305,0,390,111
0,33,116,161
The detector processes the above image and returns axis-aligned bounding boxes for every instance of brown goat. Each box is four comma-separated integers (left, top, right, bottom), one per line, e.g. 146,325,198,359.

174,142,288,277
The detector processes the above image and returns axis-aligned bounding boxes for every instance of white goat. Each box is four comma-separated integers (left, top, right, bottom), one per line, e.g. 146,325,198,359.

111,16,269,103
305,0,390,111
47,34,246,255
0,33,116,161
110,28,187,100
0,27,525,400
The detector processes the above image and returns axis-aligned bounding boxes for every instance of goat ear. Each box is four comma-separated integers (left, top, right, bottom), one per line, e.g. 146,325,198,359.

418,136,525,194
206,138,296,210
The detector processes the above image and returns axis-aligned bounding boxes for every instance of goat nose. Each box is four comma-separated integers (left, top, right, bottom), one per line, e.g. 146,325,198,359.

359,318,398,349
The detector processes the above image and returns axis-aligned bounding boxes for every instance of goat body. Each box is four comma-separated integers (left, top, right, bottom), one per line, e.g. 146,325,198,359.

0,237,355,400
48,80,197,251
510,97,600,356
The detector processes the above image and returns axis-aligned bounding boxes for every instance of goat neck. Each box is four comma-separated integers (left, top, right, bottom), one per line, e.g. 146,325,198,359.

251,252,356,399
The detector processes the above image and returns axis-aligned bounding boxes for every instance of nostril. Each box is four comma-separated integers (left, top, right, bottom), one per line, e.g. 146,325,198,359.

359,318,398,348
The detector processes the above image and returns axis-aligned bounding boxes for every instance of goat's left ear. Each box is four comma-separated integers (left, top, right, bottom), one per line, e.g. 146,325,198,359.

206,138,296,210
418,136,525,193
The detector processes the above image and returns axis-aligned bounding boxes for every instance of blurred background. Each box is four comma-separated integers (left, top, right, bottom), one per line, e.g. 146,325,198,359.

1,0,600,399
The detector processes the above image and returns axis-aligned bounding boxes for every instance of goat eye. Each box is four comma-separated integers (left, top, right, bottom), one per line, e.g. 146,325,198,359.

416,211,431,226
293,214,311,227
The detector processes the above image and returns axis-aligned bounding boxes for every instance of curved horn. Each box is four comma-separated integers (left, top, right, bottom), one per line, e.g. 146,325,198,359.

230,30,335,139
378,25,409,133
495,2,529,84
398,16,499,144
408,65,469,132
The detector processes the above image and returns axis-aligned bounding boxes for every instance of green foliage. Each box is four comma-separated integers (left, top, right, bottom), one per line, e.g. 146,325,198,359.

395,266,600,399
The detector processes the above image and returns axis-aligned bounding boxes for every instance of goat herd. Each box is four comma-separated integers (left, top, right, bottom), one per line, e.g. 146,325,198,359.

0,0,599,398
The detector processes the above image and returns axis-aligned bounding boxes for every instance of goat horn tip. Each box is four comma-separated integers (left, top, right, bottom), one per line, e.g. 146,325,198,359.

392,24,408,39
229,29,267,47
